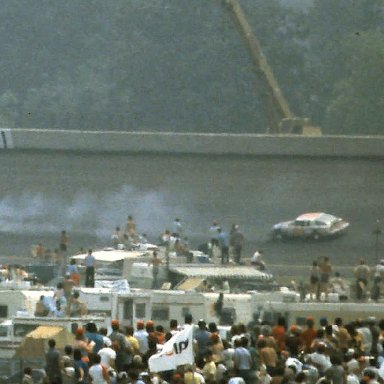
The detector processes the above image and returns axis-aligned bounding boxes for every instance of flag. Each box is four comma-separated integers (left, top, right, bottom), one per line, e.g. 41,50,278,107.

148,325,194,372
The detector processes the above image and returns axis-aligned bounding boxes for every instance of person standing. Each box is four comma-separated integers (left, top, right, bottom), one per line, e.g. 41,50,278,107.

35,243,44,259
218,228,230,264
45,339,62,384
172,218,183,239
209,220,221,255
202,350,217,384
133,320,149,356
230,225,245,265
372,259,384,301
85,322,105,354
148,251,162,289
111,226,122,249
109,320,132,372
214,292,224,318
354,259,370,301
125,215,137,242
309,261,321,301
85,249,95,288
301,316,317,353
319,256,333,301
59,230,68,254
59,230,68,276
98,338,116,371
234,337,252,383
74,348,89,384
195,320,211,361
88,354,109,384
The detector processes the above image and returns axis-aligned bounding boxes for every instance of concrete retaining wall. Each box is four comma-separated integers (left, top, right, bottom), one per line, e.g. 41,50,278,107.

1,128,384,157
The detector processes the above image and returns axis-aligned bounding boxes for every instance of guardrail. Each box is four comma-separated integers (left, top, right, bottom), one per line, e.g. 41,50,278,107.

1,129,384,158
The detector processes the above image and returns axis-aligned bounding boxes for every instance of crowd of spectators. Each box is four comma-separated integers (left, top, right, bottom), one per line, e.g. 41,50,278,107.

21,313,384,384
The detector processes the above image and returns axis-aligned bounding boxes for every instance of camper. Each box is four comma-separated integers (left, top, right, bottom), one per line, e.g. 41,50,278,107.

0,289,54,321
0,314,108,360
109,288,300,329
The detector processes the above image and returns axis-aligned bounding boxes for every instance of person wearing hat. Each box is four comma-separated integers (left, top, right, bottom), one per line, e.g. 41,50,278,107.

74,328,94,358
134,320,149,355
301,317,317,353
109,319,132,372
285,325,303,357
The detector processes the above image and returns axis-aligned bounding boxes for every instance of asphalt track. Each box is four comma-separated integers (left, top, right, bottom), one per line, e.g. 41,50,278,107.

0,150,383,274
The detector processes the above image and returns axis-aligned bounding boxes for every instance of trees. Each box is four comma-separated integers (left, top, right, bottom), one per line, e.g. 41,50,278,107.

305,0,384,131
0,0,382,134
325,31,384,135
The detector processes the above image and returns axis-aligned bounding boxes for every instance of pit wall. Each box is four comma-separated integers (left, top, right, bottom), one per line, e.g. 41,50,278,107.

1,128,384,158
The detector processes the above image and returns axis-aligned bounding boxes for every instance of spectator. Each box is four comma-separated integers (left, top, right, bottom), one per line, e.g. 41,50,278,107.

45,339,62,384
84,249,96,288
22,367,34,384
134,320,149,355
88,353,109,384
109,319,132,372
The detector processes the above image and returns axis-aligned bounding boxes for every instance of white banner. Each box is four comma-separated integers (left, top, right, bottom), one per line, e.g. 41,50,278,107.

148,325,194,372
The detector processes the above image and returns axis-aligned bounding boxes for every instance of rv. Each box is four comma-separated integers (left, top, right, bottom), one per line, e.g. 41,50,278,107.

0,314,108,360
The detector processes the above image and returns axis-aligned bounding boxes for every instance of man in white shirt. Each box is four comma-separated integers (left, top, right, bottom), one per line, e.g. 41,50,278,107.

309,343,331,375
98,338,116,370
88,354,109,384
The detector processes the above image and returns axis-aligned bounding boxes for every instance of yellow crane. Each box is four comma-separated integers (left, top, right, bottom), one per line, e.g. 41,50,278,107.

224,0,321,135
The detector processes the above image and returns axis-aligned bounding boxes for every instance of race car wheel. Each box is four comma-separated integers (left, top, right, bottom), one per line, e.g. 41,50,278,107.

274,230,286,241
312,231,320,240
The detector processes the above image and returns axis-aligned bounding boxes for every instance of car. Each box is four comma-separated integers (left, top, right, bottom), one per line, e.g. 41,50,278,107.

271,212,349,240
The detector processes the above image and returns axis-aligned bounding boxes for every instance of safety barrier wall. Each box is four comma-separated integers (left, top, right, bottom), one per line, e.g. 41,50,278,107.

2,128,384,157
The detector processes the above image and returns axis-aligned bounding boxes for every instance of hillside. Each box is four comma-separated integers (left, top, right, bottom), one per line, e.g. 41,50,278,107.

0,0,382,135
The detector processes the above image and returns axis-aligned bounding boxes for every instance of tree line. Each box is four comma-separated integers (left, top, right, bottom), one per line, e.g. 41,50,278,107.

0,0,382,135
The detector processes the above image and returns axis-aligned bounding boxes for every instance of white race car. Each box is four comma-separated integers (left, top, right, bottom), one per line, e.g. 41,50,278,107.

272,212,349,240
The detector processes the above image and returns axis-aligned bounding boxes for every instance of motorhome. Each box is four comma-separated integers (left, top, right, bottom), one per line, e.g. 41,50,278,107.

0,314,108,360
108,287,300,329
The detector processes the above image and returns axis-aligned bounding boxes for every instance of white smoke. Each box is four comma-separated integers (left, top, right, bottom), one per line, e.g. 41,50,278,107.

0,185,193,243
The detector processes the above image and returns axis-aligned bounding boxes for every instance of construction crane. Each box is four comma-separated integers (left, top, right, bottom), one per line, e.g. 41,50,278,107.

224,0,321,135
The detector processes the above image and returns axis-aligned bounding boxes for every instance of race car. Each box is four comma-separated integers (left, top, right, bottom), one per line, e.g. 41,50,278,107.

272,212,349,240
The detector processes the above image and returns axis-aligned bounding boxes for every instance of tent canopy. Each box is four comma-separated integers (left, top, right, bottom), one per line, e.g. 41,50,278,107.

71,249,147,263
15,325,75,359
